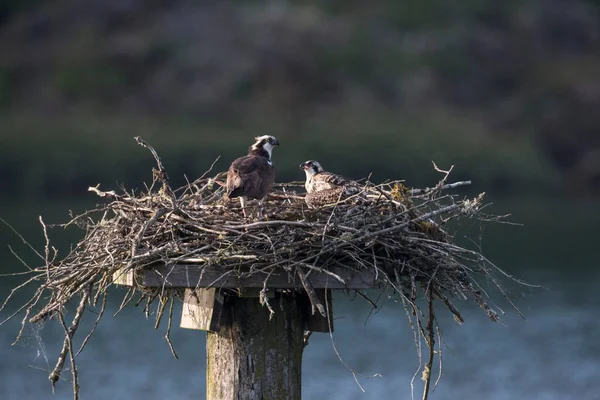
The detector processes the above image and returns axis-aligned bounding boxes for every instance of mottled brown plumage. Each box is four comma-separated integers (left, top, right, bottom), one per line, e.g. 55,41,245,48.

303,187,347,209
227,135,279,216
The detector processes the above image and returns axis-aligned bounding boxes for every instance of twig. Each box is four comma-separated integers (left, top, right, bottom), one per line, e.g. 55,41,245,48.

325,282,382,392
135,136,177,208
58,312,79,400
297,267,325,317
0,218,45,260
410,180,472,196
49,284,91,394
354,290,378,309
76,291,107,356
421,289,435,400
165,297,179,359
154,296,168,329
303,330,313,348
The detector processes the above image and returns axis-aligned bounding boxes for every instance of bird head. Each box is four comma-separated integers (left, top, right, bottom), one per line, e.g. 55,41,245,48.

251,135,280,159
299,160,324,176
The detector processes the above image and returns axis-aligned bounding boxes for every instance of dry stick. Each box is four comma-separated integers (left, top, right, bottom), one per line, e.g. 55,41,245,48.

259,270,276,319
433,289,464,324
325,283,381,392
144,295,156,319
57,312,80,400
303,331,313,348
134,293,147,307
49,284,92,393
410,302,428,400
191,156,221,186
3,287,42,333
421,289,435,400
113,287,135,317
0,274,41,315
433,321,444,392
297,267,326,317
76,291,107,356
321,190,345,243
40,216,54,270
13,307,32,346
410,180,472,196
134,136,177,207
124,208,169,272
226,220,317,230
297,262,346,284
224,218,360,234
6,246,33,272
87,185,129,201
402,297,422,400
430,162,454,198
154,296,168,329
0,218,45,261
164,297,179,359
354,290,378,309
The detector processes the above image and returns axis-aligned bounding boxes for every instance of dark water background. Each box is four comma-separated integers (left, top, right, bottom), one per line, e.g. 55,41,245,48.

1,196,598,400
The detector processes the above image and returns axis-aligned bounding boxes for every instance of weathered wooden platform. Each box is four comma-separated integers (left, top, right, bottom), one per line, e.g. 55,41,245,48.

113,264,378,289
113,264,379,334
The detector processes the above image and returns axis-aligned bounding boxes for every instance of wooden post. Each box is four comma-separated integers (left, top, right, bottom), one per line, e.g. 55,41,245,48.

206,292,304,400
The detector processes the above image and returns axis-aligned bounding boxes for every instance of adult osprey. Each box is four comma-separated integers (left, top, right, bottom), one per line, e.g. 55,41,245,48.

227,135,280,217
299,160,360,208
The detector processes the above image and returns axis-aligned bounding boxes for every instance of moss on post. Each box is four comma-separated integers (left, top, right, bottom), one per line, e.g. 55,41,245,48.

206,292,304,400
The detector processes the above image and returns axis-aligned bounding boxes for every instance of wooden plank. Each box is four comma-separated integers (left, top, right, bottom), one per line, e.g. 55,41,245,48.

112,268,134,286
180,288,224,332
303,289,334,333
142,264,378,289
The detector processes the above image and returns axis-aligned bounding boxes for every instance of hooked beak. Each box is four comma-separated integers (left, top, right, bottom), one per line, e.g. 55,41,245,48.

299,162,308,169
272,138,280,146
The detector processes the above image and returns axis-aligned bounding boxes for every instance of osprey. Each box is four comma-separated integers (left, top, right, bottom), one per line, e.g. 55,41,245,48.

299,160,352,193
299,160,360,208
226,135,280,217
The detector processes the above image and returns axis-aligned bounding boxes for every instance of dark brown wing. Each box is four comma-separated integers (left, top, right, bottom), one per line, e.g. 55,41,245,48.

226,155,274,199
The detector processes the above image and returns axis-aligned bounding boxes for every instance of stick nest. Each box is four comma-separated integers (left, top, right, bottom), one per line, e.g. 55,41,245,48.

3,137,527,400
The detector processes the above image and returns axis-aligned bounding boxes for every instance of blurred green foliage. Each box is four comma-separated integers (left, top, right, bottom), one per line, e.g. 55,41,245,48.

0,106,556,198
0,0,598,198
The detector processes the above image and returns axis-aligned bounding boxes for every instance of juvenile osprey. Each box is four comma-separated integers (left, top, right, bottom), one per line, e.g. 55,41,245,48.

299,160,352,193
299,160,360,208
227,135,280,217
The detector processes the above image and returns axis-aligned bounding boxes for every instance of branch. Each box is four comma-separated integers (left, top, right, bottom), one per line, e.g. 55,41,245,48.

49,284,91,393
297,267,326,317
134,136,177,207
421,289,436,400
410,180,472,196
